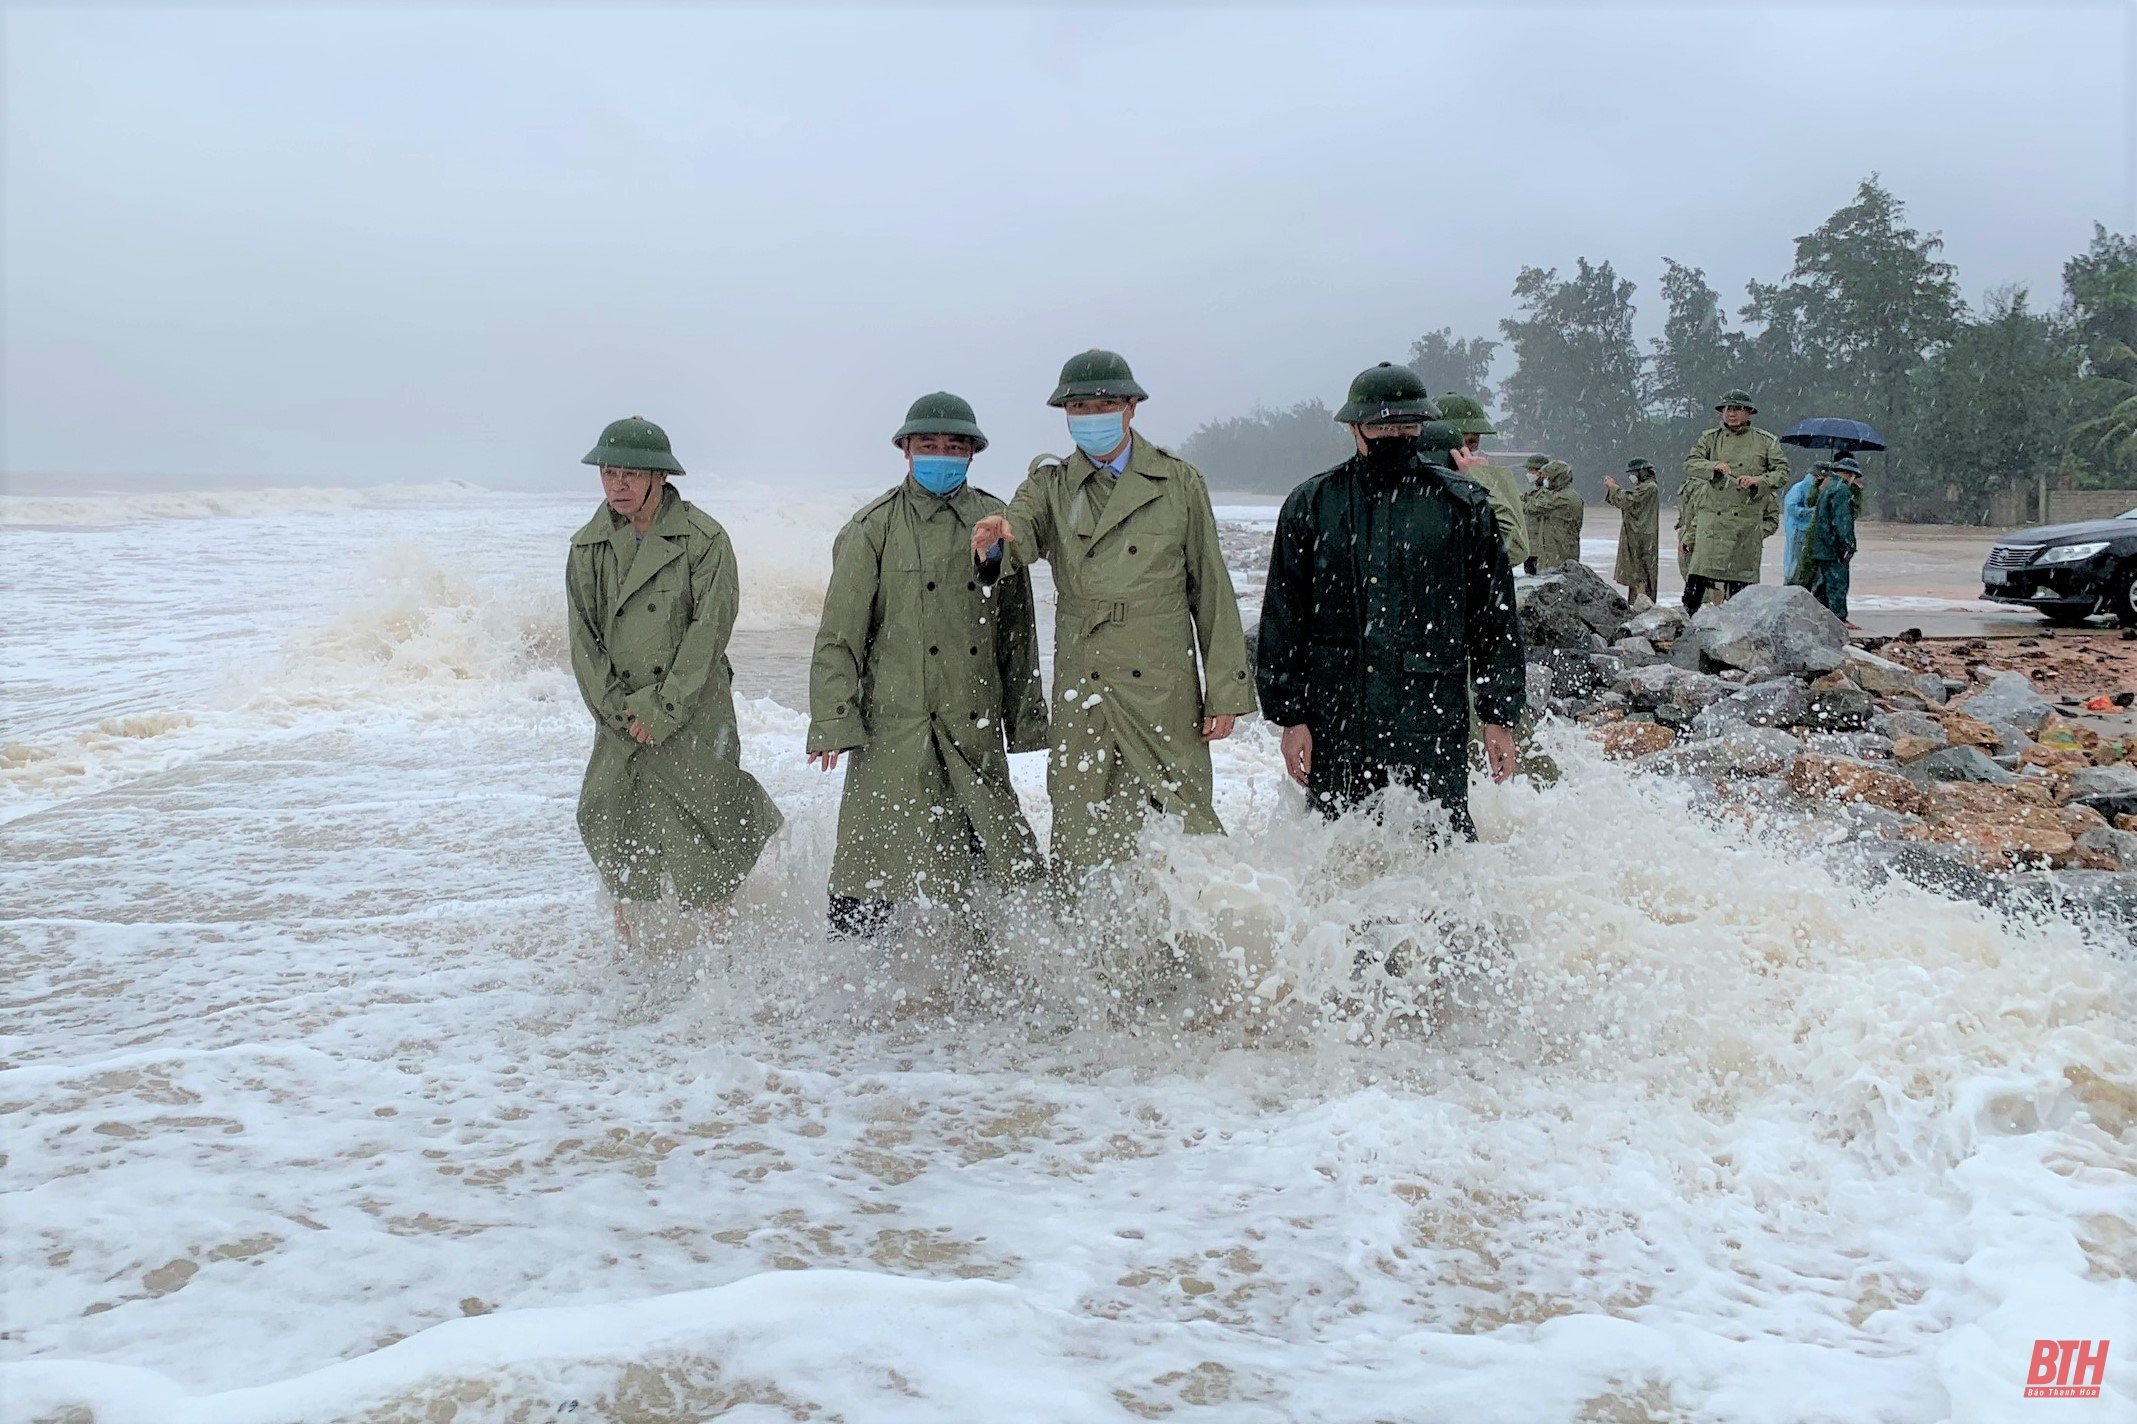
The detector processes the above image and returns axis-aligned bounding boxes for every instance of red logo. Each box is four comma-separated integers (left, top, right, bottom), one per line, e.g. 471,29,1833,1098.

2026,1339,2109,1399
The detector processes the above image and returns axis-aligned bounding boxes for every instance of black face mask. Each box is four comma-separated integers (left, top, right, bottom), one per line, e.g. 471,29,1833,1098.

1360,434,1422,473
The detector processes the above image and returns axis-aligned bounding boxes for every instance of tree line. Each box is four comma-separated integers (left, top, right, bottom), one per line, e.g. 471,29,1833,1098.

1181,177,2137,523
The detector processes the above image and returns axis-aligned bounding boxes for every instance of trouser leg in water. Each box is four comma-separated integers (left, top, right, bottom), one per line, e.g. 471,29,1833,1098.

1813,559,1850,622
1306,751,1476,841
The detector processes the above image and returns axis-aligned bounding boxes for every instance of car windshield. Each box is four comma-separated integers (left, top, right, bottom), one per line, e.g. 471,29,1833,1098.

2120,507,2137,520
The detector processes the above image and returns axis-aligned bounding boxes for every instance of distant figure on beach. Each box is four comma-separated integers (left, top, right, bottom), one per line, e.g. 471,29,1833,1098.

1523,459,1584,572
1603,457,1659,608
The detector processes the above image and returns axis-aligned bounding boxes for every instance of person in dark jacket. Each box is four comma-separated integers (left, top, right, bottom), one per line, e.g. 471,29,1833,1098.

1255,363,1527,837
1808,454,1862,625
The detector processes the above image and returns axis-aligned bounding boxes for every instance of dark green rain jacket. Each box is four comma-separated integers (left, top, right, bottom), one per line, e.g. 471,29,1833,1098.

808,477,1049,903
567,487,783,904
1255,452,1527,818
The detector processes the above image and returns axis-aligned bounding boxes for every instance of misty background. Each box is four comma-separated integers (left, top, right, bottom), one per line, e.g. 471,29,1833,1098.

3,3,2131,493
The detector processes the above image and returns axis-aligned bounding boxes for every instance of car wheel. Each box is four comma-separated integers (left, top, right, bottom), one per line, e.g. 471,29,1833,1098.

2116,569,2137,628
2041,606,2094,627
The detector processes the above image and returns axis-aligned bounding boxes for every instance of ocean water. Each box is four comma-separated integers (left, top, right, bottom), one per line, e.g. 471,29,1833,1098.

2,486,2131,1423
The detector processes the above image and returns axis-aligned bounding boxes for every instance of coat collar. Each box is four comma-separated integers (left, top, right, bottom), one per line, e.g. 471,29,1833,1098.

898,474,987,521
572,486,694,603
1070,433,1168,546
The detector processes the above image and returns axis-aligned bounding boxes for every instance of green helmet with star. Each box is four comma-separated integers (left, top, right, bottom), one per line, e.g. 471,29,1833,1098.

891,391,989,451
1433,392,1495,437
1047,349,1149,406
1334,362,1440,425
581,416,685,475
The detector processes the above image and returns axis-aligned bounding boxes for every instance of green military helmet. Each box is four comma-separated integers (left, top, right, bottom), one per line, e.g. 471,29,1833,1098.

1831,454,1863,477
1543,459,1573,478
1434,392,1495,437
581,415,685,475
1416,420,1463,453
1714,387,1759,413
891,391,989,452
1047,348,1149,406
1625,457,1654,473
1335,362,1441,425
1525,454,1550,471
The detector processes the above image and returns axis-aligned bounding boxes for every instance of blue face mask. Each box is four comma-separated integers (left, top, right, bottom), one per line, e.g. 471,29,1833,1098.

1067,411,1127,460
910,454,970,496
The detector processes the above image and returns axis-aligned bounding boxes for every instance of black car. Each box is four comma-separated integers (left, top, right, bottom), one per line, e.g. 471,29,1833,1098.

1981,507,2137,626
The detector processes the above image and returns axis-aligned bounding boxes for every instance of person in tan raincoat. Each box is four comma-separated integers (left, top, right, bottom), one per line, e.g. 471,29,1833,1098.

1681,388,1790,606
1523,460,1585,570
566,417,783,947
806,393,1049,938
1603,456,1661,607
971,349,1254,876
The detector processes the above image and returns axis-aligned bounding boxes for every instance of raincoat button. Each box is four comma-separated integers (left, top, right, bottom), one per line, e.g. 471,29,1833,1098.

1128,545,1137,554
929,646,940,655
1132,669,1142,678
835,703,846,714
647,601,657,611
926,581,937,591
652,666,663,676
969,645,979,656
966,581,977,592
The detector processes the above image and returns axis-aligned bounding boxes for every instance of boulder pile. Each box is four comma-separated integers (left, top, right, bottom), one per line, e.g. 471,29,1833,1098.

1515,570,2137,885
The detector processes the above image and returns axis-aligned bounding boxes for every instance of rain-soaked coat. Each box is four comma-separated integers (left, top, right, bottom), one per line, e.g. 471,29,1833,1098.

1606,476,1660,590
568,487,783,904
1682,425,1790,584
1256,452,1526,832
990,434,1255,873
1780,474,1818,581
1523,466,1585,568
808,478,1049,903
1455,459,1531,567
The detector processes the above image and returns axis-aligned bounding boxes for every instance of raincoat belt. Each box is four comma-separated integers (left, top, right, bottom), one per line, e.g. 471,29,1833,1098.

1057,590,1191,633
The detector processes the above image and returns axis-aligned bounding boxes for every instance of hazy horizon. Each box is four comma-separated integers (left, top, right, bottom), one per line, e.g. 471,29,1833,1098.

5,3,2132,493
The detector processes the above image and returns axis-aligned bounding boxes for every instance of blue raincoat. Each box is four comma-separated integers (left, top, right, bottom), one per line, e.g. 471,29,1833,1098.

1780,476,1818,585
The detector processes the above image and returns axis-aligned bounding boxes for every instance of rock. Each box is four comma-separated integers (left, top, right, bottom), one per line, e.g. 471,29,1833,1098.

1998,871,2137,933
2076,827,2137,871
1890,733,1944,764
1917,746,2019,785
1912,674,1950,705
1802,732,1894,760
1930,818,2075,870
1879,710,1949,745
1621,665,1729,718
2061,764,2137,821
1525,662,1554,720
1685,584,1849,678
1624,605,1689,643
1956,671,2054,735
1786,752,1926,814
1688,677,1811,738
1940,677,1970,696
1517,563,1635,653
1598,721,1676,759
1939,711,2001,749
1804,686,1876,731
1543,647,1610,700
1852,841,2000,906
1641,725,1802,779
1612,636,1659,668
1844,647,1923,697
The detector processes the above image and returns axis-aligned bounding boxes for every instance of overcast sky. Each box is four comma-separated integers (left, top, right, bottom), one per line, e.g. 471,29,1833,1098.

4,3,2132,491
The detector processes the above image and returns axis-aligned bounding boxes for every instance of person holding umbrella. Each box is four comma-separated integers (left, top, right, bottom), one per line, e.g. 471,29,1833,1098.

1602,457,1659,608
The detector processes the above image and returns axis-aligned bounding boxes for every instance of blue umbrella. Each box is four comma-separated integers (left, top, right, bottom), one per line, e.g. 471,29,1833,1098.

1780,417,1887,452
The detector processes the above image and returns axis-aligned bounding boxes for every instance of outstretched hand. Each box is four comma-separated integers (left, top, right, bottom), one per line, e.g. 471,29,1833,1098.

971,514,1015,558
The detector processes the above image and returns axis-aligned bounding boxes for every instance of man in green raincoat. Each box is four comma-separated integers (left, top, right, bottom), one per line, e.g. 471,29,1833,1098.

1256,364,1525,834
1523,459,1585,570
1434,393,1529,567
1681,389,1790,607
970,349,1254,876
567,417,784,950
807,394,1049,938
1603,457,1660,607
